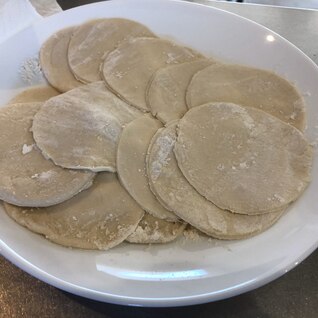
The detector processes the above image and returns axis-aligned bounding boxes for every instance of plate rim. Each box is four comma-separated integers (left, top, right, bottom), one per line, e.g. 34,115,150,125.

1,238,317,307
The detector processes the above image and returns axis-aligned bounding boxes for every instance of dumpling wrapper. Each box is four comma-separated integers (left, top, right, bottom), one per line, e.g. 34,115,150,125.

4,173,144,250
102,37,203,112
174,103,312,215
126,213,186,244
147,59,213,124
0,102,94,207
117,114,178,221
147,121,285,239
68,18,156,83
40,26,83,92
186,64,306,131
32,82,142,172
9,85,59,104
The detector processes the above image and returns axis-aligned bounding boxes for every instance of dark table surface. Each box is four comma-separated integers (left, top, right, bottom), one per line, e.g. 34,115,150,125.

1,1,318,317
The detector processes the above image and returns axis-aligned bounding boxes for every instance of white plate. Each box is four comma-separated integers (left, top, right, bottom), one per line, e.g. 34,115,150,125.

0,0,318,307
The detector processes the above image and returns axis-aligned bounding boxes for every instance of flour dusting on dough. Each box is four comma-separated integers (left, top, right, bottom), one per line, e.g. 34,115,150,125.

22,143,35,155
150,132,175,181
31,170,56,181
19,56,45,84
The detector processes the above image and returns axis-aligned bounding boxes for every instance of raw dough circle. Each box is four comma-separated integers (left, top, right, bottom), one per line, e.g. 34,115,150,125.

68,18,156,83
147,121,285,239
32,82,142,172
174,103,312,215
40,26,82,92
126,213,186,244
0,102,95,207
186,64,306,130
147,59,213,124
4,173,144,250
117,114,178,221
102,37,203,111
9,85,59,104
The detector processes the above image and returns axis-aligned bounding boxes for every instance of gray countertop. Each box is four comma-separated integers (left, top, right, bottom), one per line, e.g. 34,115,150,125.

1,1,317,317
191,0,318,65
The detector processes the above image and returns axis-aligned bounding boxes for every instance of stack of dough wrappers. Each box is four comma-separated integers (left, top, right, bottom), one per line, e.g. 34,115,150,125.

0,18,313,250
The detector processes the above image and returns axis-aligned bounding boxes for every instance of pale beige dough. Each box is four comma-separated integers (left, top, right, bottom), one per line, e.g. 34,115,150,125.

102,37,203,111
147,59,213,124
126,213,186,244
147,121,285,239
186,64,306,131
0,102,95,207
174,103,313,215
40,26,83,92
183,225,209,241
68,18,156,83
32,82,142,172
117,114,178,221
9,85,59,104
4,173,144,250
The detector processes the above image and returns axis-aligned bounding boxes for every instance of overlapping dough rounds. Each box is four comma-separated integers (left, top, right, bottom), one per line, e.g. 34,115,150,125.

68,18,156,83
117,115,178,221
0,102,94,207
102,37,203,111
4,173,144,250
40,26,82,92
126,213,186,244
9,85,59,104
174,103,313,215
147,121,285,239
32,82,142,172
186,64,306,130
147,59,213,124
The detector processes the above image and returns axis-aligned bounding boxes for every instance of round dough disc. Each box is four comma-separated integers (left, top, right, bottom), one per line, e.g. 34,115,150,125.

68,18,156,83
147,121,285,239
0,102,95,207
174,103,313,215
32,82,142,172
9,85,59,104
4,173,144,250
102,37,203,111
40,26,83,92
186,64,306,131
126,213,186,244
117,114,178,221
147,59,213,124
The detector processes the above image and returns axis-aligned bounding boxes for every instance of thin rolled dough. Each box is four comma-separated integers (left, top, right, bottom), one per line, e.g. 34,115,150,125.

126,213,186,244
117,114,178,221
147,121,285,239
4,173,144,250
102,37,203,111
68,18,156,83
0,102,95,207
147,59,213,124
9,85,59,104
32,82,142,172
174,103,312,215
40,26,82,92
186,64,306,131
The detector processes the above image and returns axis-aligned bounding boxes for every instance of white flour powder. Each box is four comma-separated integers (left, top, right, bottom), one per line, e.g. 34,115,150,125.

19,56,45,84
